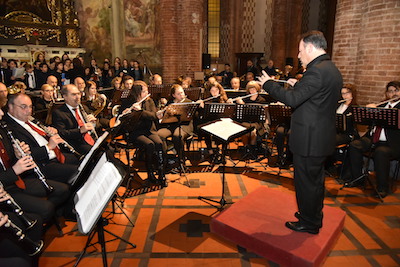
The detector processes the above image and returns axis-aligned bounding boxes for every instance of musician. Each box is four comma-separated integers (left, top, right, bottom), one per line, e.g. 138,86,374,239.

157,84,194,162
263,59,278,77
130,60,144,81
74,77,86,97
110,76,123,107
344,81,400,198
231,81,268,151
51,84,95,155
149,74,163,85
4,93,79,184
0,107,69,223
217,64,234,88
0,83,8,109
230,77,241,91
119,81,166,186
181,76,193,89
258,31,342,234
336,84,359,145
46,75,59,90
197,82,228,161
34,84,54,112
246,60,259,77
84,81,109,128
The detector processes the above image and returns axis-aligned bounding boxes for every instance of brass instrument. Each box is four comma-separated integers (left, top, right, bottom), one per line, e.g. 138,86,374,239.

79,104,99,141
0,122,54,194
7,85,21,95
1,215,44,256
91,94,107,117
111,105,120,117
28,116,84,160
0,182,37,230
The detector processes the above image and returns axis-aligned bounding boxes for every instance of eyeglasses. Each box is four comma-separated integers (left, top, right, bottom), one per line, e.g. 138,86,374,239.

13,104,33,110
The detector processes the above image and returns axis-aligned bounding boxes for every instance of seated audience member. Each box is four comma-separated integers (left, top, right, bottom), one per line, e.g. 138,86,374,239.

36,63,49,89
0,59,12,87
23,64,38,90
52,84,96,155
217,63,234,88
0,107,69,223
344,81,400,198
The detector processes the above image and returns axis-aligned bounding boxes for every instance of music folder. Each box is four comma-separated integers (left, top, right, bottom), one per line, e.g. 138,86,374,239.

74,152,124,235
200,118,249,142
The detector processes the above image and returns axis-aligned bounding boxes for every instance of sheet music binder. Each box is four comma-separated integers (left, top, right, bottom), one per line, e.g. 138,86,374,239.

336,114,346,132
74,152,124,235
203,103,236,121
160,102,199,124
235,103,267,123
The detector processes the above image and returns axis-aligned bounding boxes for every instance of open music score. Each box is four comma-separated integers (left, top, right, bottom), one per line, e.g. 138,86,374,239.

201,118,247,141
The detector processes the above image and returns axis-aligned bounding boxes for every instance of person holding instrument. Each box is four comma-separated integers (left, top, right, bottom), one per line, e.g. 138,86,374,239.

157,84,194,164
197,82,228,161
229,81,268,155
258,31,342,234
51,84,96,155
119,81,166,186
0,185,43,267
0,107,69,223
4,93,79,185
343,81,400,198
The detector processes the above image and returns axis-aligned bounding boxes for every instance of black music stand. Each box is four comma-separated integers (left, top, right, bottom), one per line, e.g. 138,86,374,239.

233,104,268,168
341,106,399,202
199,119,253,210
74,153,135,267
160,102,199,186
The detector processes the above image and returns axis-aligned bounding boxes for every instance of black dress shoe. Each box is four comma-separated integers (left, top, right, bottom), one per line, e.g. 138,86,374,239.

285,221,319,234
294,211,300,219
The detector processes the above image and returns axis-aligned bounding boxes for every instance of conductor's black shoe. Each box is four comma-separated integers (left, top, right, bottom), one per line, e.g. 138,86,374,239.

294,212,300,219
285,221,319,234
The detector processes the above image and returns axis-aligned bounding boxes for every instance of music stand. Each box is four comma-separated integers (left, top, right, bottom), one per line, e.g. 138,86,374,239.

74,152,135,267
233,104,268,168
199,119,253,210
341,106,399,202
160,102,199,186
335,114,346,133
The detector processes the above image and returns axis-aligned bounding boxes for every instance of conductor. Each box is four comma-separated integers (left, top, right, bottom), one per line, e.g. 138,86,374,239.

258,31,342,234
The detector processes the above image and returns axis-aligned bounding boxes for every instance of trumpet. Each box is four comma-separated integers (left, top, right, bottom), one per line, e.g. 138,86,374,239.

0,182,37,230
28,116,84,160
0,122,54,194
79,104,99,141
1,214,44,256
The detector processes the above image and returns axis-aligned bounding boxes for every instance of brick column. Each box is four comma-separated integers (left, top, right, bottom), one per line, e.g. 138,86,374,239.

333,0,400,104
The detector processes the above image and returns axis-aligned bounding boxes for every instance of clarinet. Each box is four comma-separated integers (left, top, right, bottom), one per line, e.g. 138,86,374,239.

28,116,84,161
0,122,54,194
0,182,37,230
78,104,99,140
2,215,44,256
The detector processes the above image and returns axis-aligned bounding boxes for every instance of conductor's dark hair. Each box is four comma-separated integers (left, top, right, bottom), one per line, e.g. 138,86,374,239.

301,30,327,50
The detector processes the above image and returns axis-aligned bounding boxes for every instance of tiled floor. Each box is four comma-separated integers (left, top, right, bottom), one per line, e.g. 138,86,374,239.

39,148,400,267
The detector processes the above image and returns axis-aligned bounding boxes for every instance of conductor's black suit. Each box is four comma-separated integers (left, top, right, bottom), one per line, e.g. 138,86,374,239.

263,54,342,229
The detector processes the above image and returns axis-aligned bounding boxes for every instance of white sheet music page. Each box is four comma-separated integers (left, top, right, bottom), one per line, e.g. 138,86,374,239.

201,118,246,141
75,153,122,234
78,131,109,172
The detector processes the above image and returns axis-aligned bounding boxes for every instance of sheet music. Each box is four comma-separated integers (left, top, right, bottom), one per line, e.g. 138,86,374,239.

201,118,246,141
68,131,109,184
75,153,122,234
12,68,25,79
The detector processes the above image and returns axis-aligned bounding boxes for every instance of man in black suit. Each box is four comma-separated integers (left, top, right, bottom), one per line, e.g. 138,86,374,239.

0,107,69,223
345,81,400,198
4,94,79,185
23,64,39,90
51,84,95,155
258,31,342,234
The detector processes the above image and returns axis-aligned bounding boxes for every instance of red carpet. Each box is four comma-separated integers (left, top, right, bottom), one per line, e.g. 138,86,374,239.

210,187,346,267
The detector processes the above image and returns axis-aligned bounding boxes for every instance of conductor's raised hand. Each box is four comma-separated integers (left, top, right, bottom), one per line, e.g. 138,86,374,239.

256,70,272,87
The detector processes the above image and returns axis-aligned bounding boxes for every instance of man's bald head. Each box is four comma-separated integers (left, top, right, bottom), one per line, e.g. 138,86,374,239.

46,75,58,88
74,77,86,92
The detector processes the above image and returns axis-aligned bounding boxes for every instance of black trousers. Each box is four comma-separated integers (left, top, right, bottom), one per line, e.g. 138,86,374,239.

6,179,69,223
293,154,326,229
40,153,79,184
347,136,395,192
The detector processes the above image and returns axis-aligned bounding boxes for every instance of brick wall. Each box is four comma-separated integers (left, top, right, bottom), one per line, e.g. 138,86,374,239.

160,0,204,83
333,0,400,104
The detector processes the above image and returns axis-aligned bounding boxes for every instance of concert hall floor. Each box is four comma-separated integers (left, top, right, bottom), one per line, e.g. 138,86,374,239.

39,148,400,267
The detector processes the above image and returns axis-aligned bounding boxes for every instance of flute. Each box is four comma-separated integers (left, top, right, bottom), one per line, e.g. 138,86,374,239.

374,96,400,107
79,104,99,140
28,116,84,160
232,92,258,102
0,182,37,230
114,93,151,127
338,98,353,103
200,94,221,102
0,122,54,194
